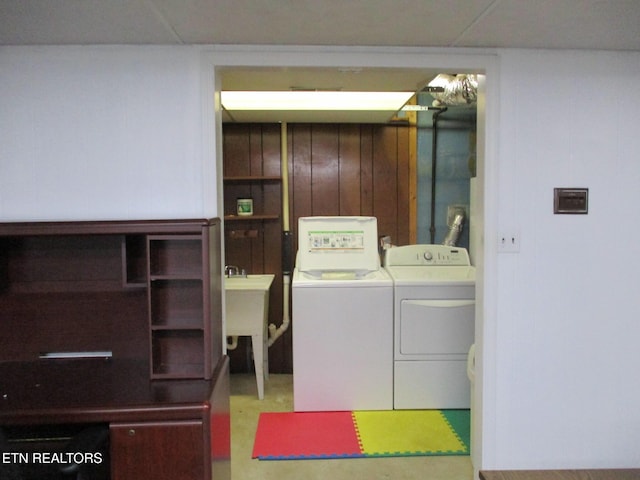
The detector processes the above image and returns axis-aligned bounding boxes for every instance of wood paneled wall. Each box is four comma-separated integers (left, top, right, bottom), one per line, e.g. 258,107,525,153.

223,123,414,374
288,124,413,249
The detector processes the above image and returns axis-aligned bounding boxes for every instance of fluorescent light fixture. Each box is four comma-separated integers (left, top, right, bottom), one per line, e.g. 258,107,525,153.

221,91,414,111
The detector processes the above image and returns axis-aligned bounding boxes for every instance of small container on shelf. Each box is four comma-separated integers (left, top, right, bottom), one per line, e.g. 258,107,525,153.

236,198,253,216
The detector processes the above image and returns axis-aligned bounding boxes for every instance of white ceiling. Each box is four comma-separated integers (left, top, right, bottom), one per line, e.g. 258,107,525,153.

2,0,639,122
2,0,640,50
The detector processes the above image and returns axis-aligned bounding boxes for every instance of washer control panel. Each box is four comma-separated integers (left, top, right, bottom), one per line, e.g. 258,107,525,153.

384,244,471,267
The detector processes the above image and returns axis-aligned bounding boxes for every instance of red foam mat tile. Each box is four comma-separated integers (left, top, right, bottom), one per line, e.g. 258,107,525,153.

252,411,363,460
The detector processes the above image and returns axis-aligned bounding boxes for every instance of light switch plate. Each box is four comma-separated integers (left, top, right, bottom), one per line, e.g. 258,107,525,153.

498,231,520,253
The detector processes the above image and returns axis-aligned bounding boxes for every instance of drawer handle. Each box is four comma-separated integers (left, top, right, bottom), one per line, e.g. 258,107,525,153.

128,429,136,436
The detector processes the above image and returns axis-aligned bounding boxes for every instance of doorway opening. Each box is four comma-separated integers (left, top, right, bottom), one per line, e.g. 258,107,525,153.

207,54,495,477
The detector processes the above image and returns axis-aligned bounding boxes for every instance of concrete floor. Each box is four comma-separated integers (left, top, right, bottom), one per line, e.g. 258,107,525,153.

230,373,473,480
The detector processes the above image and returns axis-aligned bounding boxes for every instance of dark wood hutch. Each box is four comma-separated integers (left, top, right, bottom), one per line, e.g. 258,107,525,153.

0,218,230,480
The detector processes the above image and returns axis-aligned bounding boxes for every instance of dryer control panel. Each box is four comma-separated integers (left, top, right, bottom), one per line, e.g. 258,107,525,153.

384,244,471,267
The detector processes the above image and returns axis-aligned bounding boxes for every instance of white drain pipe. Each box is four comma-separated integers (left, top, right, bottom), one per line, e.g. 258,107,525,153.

268,274,290,347
268,121,291,347
227,336,239,350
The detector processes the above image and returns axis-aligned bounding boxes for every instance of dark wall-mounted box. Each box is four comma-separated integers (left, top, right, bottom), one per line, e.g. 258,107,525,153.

554,188,588,214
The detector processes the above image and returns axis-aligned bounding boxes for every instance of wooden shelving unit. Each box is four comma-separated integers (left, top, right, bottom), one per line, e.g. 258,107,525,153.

222,123,286,374
0,218,222,381
148,234,207,379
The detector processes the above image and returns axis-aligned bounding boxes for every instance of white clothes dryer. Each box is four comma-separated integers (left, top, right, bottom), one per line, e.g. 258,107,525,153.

292,216,393,411
384,244,475,409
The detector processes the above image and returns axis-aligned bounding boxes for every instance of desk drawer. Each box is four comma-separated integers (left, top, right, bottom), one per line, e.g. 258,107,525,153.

110,420,204,480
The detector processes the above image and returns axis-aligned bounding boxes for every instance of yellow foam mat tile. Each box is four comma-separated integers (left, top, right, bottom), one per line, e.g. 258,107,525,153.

352,410,466,456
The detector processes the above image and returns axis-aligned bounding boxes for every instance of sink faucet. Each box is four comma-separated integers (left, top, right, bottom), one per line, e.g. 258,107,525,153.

225,265,247,277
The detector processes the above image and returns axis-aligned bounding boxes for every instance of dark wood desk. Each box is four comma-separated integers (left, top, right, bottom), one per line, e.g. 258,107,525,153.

0,357,230,480
0,219,230,479
480,470,640,480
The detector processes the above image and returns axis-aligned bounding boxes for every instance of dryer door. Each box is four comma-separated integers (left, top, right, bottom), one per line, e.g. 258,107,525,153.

398,299,474,358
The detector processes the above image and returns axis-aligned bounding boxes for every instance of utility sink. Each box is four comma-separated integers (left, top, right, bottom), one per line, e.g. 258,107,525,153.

225,274,275,291
224,274,275,399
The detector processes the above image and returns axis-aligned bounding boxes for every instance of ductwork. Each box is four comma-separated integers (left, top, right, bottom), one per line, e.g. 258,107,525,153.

442,210,466,247
428,74,478,107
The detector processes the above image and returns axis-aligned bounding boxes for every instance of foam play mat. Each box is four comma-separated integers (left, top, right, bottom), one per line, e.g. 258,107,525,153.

252,409,469,460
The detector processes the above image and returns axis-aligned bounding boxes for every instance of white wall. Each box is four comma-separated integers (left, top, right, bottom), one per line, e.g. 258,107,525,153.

492,49,640,468
0,46,215,220
1,44,640,471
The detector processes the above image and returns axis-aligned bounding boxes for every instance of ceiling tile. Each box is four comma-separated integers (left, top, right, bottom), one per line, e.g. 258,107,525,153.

152,0,495,46
455,0,640,50
0,0,180,45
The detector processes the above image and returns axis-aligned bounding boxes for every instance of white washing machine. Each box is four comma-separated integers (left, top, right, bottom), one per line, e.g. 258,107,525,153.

384,244,475,409
292,216,393,411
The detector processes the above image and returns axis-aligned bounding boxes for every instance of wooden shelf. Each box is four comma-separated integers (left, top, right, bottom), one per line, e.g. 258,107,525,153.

223,176,281,182
224,214,279,222
223,172,281,229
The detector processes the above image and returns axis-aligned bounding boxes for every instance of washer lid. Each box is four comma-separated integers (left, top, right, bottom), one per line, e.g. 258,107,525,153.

293,267,392,287
296,216,381,275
